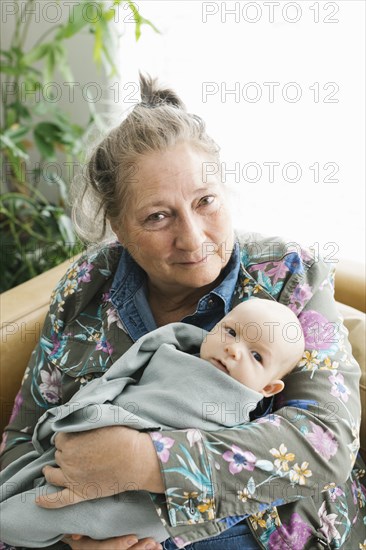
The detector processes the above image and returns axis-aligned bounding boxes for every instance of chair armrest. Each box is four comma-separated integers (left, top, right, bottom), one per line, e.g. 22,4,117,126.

334,260,366,313
0,258,75,434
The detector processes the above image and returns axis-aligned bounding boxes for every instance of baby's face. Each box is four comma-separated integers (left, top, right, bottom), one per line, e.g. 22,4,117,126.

200,299,304,396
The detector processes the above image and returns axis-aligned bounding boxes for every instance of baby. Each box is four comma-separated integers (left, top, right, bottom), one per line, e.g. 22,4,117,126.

201,297,305,398
0,298,305,548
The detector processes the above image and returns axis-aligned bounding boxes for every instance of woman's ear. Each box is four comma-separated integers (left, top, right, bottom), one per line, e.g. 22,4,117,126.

110,221,124,245
261,380,285,398
110,220,118,236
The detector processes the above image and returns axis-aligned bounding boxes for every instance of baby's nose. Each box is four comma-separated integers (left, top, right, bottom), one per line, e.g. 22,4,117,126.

225,344,241,360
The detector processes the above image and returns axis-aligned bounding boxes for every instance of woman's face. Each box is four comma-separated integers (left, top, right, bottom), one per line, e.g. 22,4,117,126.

112,143,234,295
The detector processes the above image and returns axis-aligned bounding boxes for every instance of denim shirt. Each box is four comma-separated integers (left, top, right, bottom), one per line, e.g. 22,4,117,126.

110,241,241,342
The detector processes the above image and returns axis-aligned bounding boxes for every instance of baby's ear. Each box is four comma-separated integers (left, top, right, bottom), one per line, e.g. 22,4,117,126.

261,380,284,397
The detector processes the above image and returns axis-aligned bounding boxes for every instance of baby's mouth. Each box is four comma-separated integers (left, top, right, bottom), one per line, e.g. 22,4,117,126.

212,358,229,374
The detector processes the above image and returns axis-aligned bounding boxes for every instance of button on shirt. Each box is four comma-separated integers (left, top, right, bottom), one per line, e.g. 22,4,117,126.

110,241,241,342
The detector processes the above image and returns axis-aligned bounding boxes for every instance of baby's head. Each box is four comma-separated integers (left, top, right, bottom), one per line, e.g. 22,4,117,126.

200,298,305,397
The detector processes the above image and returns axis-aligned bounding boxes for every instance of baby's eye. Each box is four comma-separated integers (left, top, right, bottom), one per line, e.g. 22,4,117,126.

251,351,263,364
225,327,236,338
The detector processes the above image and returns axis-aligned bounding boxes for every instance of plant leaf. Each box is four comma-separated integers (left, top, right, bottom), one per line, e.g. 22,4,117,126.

33,124,57,160
0,49,13,60
6,108,17,127
8,101,32,121
23,77,42,96
6,124,30,142
44,45,56,83
44,172,68,203
93,19,103,66
0,134,29,159
23,43,50,65
57,214,75,243
126,0,160,41
56,3,92,40
55,42,74,81
0,65,20,75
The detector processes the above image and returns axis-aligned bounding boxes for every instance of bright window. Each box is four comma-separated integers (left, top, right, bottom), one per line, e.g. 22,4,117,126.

114,0,365,262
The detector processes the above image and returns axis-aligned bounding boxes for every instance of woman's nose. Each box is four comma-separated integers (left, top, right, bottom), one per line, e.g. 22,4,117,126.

175,213,204,251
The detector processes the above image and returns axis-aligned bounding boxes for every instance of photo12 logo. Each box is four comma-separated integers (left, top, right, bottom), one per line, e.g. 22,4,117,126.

202,82,340,103
201,2,340,24
202,161,340,184
1,1,143,24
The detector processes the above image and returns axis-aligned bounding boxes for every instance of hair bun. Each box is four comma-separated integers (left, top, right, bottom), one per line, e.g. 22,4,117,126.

139,72,185,109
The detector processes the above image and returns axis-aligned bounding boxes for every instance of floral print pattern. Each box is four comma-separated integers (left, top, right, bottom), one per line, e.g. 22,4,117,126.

299,309,337,351
223,445,257,474
289,461,312,485
270,444,295,471
288,283,312,315
268,513,312,549
39,367,62,404
329,372,351,403
1,237,365,549
306,421,338,460
8,391,23,425
151,432,175,463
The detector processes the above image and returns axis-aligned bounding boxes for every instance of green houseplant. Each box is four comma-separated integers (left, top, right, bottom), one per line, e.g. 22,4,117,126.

0,0,158,292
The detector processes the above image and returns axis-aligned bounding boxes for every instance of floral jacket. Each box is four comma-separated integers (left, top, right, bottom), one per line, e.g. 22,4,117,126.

1,233,365,550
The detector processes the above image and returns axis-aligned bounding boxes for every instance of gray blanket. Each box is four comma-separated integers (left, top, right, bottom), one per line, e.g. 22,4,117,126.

0,323,262,548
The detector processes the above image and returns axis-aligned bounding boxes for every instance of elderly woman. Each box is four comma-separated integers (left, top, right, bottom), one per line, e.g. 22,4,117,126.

1,75,365,550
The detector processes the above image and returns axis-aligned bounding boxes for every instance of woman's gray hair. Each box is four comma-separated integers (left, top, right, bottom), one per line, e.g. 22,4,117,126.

71,73,221,244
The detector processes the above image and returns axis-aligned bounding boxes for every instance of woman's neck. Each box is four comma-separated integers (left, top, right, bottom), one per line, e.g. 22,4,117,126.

147,279,219,326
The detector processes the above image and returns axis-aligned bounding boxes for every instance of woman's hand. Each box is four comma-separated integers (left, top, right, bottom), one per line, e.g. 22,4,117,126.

62,534,163,549
36,426,164,508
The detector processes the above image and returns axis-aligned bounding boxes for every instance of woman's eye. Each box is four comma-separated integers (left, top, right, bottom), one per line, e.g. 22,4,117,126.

199,195,215,207
146,212,166,223
251,351,263,364
226,327,236,338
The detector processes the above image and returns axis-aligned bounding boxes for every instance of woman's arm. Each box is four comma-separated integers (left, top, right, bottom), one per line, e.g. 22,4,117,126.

1,244,120,469
33,249,361,539
147,253,362,526
62,534,162,550
39,252,360,511
36,427,164,508
1,252,164,549
0,311,56,469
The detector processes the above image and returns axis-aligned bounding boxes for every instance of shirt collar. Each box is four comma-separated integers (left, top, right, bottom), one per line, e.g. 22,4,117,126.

111,241,240,311
190,240,240,316
110,240,241,340
110,247,146,306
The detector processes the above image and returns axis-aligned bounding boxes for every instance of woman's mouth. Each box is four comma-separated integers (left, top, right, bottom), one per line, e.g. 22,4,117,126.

177,257,207,266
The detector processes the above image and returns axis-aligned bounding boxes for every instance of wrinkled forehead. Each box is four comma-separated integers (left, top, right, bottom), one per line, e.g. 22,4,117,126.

127,149,223,206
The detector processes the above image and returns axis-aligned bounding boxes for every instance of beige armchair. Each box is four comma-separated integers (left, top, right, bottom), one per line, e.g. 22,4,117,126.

1,259,365,460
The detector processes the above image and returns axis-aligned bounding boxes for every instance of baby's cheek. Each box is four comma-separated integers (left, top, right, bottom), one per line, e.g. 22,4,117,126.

199,341,207,360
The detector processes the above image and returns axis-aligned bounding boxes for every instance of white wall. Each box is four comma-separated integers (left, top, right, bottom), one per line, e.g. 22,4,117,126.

113,0,365,263
1,1,364,262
